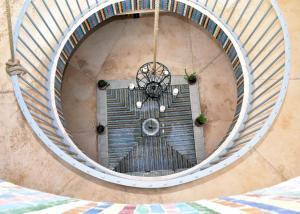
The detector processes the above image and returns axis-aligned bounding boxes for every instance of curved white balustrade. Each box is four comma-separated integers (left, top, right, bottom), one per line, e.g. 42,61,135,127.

10,0,290,188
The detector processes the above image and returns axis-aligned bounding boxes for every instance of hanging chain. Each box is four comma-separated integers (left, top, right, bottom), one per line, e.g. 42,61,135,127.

152,0,160,72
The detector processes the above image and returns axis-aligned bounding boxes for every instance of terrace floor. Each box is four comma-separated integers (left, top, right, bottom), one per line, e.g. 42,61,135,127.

61,14,237,163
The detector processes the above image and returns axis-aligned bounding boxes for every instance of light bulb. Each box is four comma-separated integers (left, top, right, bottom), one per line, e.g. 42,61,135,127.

160,105,166,112
129,83,135,90
136,101,142,109
172,88,179,96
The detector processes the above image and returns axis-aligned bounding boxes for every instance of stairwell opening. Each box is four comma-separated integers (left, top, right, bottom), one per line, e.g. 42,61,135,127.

58,13,240,176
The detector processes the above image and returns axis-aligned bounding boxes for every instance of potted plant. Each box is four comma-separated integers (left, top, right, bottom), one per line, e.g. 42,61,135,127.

195,113,208,126
97,80,110,90
184,69,197,84
97,124,105,134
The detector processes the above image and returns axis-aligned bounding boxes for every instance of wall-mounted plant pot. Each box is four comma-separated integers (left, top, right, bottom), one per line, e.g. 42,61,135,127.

188,78,197,85
97,124,105,134
184,69,197,85
97,80,110,90
195,113,207,127
194,119,204,127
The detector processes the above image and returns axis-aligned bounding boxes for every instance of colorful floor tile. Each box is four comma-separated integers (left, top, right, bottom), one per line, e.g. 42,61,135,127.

0,177,300,213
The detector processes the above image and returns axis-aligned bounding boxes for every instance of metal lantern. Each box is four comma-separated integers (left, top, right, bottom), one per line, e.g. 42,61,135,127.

136,62,171,102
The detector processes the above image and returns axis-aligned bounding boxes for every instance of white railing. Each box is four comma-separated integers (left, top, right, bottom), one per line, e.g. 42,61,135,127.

10,0,290,188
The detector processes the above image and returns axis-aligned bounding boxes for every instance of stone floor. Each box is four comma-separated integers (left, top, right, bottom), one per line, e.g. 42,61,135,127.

98,77,204,174
61,14,237,163
0,0,300,204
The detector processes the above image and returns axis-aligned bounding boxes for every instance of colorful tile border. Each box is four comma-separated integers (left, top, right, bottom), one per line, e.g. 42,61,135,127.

0,177,300,213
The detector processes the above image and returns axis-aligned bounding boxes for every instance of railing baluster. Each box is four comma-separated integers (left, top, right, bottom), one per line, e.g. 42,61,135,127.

19,76,49,101
252,64,284,92
205,0,208,7
31,111,56,128
25,13,54,52
227,139,250,150
220,0,229,18
252,58,283,84
244,115,269,131
86,0,91,9
41,0,64,35
247,103,275,121
26,101,53,120
250,48,284,74
212,0,218,12
247,18,279,55
250,90,280,112
21,88,50,110
76,0,83,14
239,128,260,139
31,1,59,43
21,25,51,62
65,0,75,20
238,0,264,39
233,0,251,31
54,0,69,27
47,135,63,144
25,71,48,91
251,77,283,104
40,127,63,139
243,6,273,47
18,37,49,70
16,49,48,80
226,0,239,24
251,38,284,64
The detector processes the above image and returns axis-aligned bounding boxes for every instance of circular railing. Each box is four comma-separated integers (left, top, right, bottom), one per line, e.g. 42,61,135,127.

50,1,250,182
11,0,290,188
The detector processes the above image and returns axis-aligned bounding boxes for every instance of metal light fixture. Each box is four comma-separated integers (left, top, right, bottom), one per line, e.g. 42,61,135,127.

136,101,142,109
160,105,166,112
136,62,171,104
131,0,177,110
172,88,179,97
129,83,135,90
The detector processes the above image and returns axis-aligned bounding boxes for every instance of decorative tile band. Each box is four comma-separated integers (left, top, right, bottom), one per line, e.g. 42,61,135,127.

0,177,300,213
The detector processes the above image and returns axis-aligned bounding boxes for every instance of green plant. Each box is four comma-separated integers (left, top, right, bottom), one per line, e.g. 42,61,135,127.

195,113,208,126
98,80,110,89
184,69,197,84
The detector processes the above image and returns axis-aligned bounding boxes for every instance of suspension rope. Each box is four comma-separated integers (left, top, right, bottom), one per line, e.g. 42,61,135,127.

5,0,14,61
152,0,160,72
5,0,26,76
6,59,27,76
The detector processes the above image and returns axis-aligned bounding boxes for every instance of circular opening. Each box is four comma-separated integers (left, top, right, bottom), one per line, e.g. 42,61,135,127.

59,14,239,178
12,0,289,188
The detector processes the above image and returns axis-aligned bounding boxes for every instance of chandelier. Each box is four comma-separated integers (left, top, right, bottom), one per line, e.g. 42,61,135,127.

136,61,171,103
127,0,180,112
